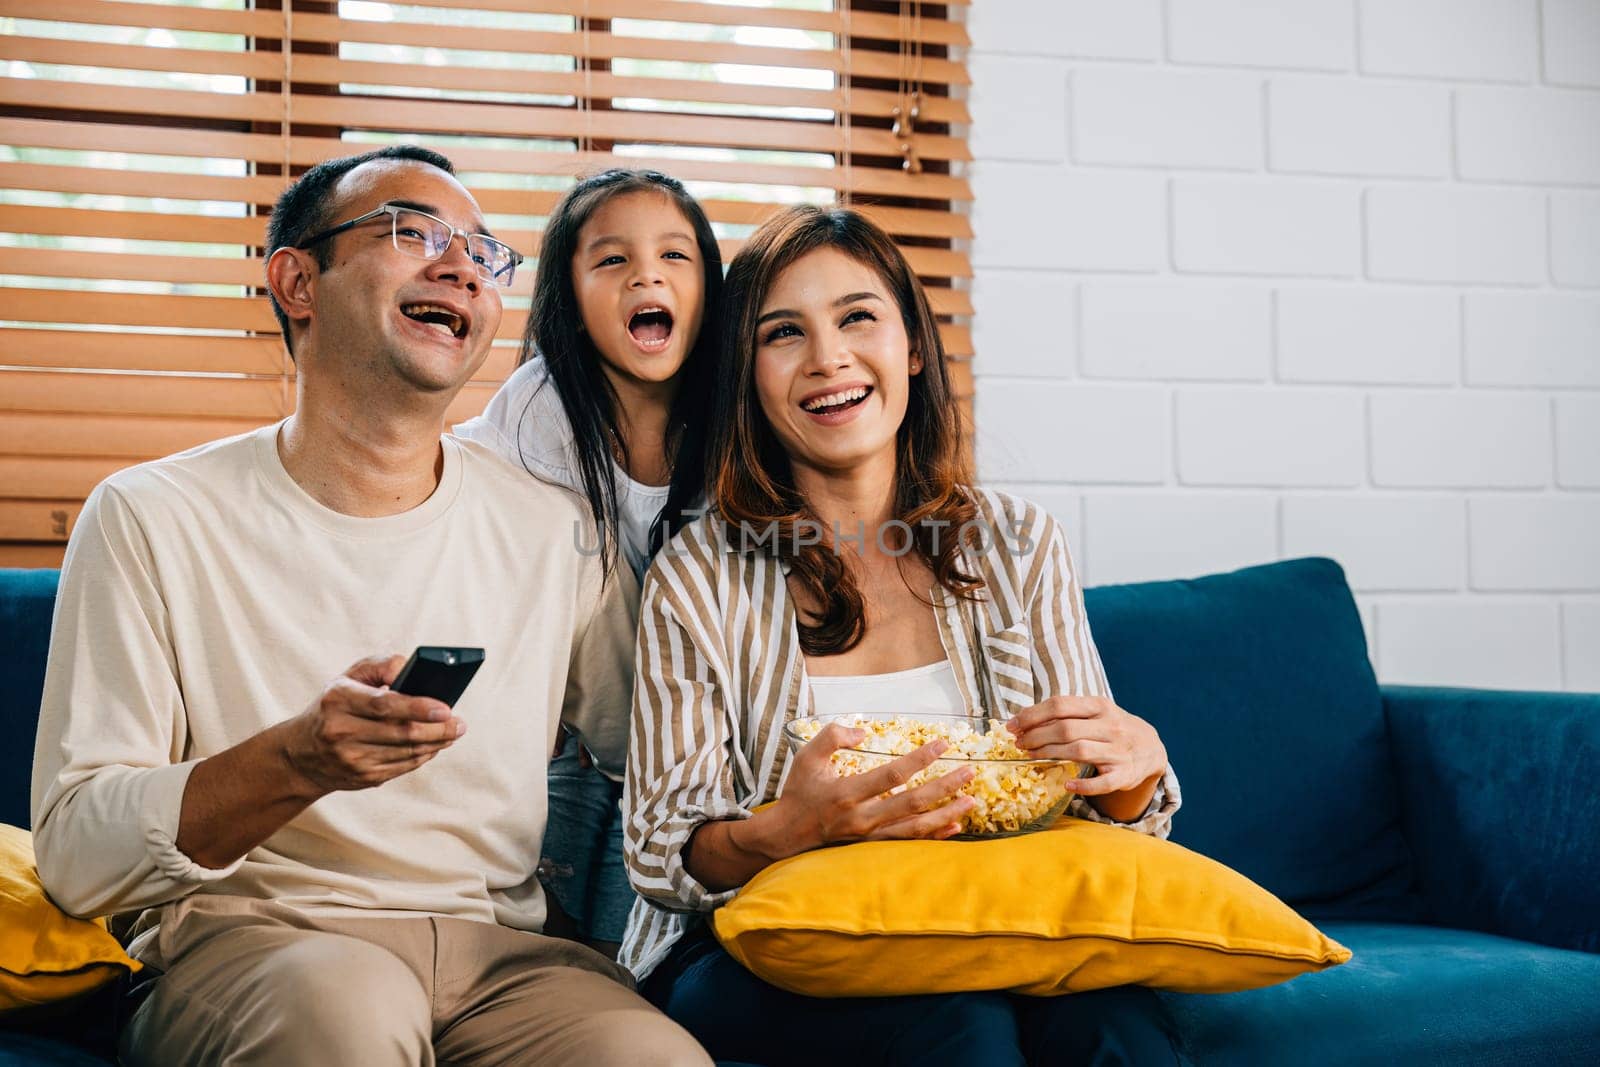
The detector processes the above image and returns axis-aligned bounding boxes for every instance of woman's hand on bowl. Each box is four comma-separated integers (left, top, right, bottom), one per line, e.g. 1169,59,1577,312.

775,721,977,852
1005,695,1167,799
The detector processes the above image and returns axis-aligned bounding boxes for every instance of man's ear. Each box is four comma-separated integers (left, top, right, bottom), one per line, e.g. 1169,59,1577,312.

266,246,317,333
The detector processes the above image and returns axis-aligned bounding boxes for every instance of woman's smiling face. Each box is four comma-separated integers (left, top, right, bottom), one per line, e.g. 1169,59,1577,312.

753,246,921,478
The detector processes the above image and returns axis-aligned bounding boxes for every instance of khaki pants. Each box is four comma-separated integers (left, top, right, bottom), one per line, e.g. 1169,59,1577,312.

120,895,713,1067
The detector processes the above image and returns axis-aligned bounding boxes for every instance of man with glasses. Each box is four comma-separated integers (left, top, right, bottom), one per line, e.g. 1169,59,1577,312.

31,145,712,1067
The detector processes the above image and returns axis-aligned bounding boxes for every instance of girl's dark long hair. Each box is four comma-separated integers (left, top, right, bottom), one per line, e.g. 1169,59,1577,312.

521,169,722,573
711,205,981,657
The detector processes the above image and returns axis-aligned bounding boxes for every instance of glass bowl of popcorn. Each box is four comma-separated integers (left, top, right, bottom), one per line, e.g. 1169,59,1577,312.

782,713,1098,839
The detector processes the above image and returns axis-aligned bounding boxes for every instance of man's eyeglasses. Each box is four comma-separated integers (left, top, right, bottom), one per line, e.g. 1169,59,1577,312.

295,203,524,288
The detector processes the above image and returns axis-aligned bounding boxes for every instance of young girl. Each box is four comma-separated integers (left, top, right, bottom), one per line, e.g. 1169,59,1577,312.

455,169,722,955
621,205,1184,1066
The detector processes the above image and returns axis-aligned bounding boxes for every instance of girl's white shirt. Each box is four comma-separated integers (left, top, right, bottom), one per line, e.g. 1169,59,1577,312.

453,355,673,583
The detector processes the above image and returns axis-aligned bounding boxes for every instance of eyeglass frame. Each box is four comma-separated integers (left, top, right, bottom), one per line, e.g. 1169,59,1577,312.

294,202,525,288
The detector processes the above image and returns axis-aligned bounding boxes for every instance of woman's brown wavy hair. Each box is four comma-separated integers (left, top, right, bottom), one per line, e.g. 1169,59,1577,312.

711,205,982,657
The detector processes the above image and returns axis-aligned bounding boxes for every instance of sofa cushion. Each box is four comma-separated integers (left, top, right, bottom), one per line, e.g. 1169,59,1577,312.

1158,921,1600,1066
1084,558,1418,920
0,825,142,1013
712,817,1351,998
0,569,58,830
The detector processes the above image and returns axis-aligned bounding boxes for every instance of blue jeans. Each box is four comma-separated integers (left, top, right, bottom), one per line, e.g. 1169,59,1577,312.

540,734,635,944
643,930,1188,1067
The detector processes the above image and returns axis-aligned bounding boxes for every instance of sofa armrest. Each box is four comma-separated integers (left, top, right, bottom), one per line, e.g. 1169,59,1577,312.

1384,684,1600,954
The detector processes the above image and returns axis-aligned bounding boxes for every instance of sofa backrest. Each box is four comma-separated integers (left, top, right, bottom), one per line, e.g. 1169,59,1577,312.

1,568,59,829
1084,557,1420,921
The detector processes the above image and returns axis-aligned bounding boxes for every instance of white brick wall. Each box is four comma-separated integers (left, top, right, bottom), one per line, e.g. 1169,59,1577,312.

1168,0,1354,72
1551,193,1600,286
1365,186,1545,285
1081,283,1269,380
1542,0,1600,88
970,166,1164,271
967,55,1067,163
975,382,1168,485
1465,293,1600,386
1268,76,1451,178
1174,179,1362,276
1368,391,1550,488
967,0,1161,61
967,0,1600,692
1276,287,1459,385
1376,599,1563,689
1082,493,1278,586
1469,497,1600,589
1281,495,1466,591
1177,388,1365,486
1564,602,1600,689
1556,396,1600,488
1072,68,1261,170
1359,0,1539,83
1456,87,1600,184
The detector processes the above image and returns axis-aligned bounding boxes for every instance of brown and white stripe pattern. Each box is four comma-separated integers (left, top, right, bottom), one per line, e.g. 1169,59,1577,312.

618,488,1181,980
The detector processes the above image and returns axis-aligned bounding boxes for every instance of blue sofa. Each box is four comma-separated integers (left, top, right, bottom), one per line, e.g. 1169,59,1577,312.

4,559,1598,1065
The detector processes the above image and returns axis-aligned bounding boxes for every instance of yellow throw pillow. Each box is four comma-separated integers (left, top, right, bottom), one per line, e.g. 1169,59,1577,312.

0,824,141,1012
712,817,1350,998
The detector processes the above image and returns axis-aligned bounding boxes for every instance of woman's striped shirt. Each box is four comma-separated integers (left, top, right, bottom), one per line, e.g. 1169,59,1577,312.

618,488,1182,979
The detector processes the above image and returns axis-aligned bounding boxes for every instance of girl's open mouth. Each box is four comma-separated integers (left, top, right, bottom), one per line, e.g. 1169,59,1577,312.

627,306,674,352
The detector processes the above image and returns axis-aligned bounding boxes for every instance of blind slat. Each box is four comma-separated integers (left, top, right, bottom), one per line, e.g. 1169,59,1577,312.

5,288,278,332
925,288,973,318
0,500,80,543
943,327,974,359
0,413,271,460
2,77,970,160
360,0,970,47
948,359,973,399
0,370,501,422
0,36,971,124
1,118,975,202
0,543,68,567
0,329,519,380
0,329,285,374
0,247,263,287
288,14,969,85
0,0,271,37
2,0,968,47
0,77,280,124
0,33,282,81
0,457,134,500
0,160,285,204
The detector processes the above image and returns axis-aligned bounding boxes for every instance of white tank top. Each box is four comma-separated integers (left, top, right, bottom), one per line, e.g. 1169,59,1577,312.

807,659,968,719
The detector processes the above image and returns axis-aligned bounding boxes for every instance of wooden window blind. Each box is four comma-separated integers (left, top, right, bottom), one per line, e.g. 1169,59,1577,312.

0,0,972,567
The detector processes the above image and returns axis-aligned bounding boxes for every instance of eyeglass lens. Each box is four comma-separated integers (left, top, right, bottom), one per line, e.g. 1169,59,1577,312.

391,209,517,287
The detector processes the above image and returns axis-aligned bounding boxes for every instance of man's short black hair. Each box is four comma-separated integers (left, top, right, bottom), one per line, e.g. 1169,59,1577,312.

264,144,456,356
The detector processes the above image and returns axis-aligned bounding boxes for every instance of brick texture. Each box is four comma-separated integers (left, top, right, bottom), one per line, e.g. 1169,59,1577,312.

969,0,1595,691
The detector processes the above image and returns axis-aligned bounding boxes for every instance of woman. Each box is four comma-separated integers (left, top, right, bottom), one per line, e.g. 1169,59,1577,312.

455,169,721,955
619,205,1185,1066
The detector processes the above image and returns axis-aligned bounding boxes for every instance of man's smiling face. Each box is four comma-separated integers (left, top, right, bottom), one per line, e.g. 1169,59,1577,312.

302,160,504,397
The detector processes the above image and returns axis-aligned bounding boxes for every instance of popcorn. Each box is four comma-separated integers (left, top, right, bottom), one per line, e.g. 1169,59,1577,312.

789,714,1085,836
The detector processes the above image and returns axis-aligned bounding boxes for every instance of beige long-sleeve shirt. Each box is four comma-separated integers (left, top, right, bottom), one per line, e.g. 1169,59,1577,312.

31,423,636,938
619,488,1180,979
